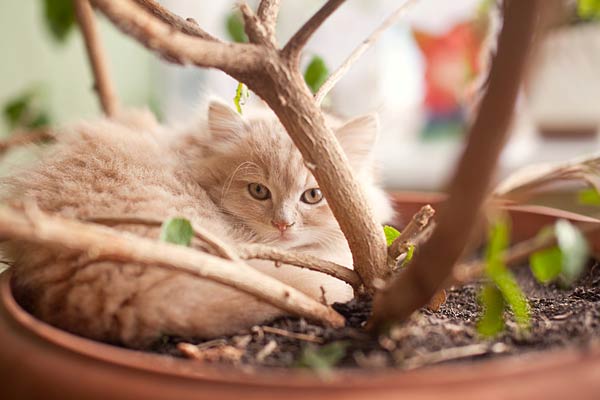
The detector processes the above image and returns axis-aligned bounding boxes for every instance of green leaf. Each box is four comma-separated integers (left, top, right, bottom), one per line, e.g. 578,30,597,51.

555,219,589,286
3,93,33,128
578,0,600,21
399,244,415,268
160,218,194,246
225,12,248,43
2,88,51,130
383,225,401,247
530,247,563,284
304,56,329,94
297,341,348,373
484,216,530,331
477,284,505,337
233,82,249,114
577,188,600,206
43,0,76,43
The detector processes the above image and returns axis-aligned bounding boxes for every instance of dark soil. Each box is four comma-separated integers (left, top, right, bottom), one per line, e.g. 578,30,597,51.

151,261,600,371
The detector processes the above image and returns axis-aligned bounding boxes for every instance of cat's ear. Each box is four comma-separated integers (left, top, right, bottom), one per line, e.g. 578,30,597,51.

207,101,245,145
335,114,378,169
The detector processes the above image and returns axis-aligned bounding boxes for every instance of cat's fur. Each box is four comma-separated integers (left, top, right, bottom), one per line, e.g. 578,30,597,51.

2,101,393,347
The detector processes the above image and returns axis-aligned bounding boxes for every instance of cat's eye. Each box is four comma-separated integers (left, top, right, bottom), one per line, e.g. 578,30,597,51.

248,183,271,200
301,188,323,204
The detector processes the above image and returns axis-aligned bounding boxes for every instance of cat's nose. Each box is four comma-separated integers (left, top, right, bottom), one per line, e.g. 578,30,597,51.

271,220,295,233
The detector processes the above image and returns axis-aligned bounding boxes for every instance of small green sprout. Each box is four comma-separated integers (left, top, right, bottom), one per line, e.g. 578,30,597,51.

303,56,329,94
383,225,400,247
160,217,194,247
296,341,348,373
233,82,249,114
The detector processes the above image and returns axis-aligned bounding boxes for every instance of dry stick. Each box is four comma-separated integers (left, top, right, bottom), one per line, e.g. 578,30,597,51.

282,0,346,63
239,243,360,289
260,325,323,344
369,0,543,329
450,222,600,286
256,0,280,45
0,204,344,328
0,129,53,156
92,0,389,292
314,0,417,105
74,0,119,117
131,0,219,41
86,215,358,287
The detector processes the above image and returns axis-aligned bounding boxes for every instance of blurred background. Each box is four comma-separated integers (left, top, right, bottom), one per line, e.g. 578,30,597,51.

1,0,600,199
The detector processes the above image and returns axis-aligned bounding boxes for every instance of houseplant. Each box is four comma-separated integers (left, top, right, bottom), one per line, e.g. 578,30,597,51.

2,0,600,398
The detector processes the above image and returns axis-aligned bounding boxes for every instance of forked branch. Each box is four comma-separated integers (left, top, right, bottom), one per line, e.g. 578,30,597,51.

257,0,280,45
0,204,344,328
282,0,346,64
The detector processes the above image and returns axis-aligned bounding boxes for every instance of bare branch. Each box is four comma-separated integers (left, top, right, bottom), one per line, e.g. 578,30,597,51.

86,215,358,287
388,204,435,263
131,0,219,41
239,243,361,289
90,0,265,75
450,221,600,286
0,129,53,157
369,0,543,329
86,215,239,261
74,0,119,117
256,0,280,45
315,0,417,105
239,2,271,47
282,0,345,64
0,204,344,328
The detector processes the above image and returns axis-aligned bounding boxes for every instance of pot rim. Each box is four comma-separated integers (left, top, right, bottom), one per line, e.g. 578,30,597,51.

2,192,600,391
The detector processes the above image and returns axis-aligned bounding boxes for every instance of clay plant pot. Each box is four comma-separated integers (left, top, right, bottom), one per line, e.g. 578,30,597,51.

1,192,600,400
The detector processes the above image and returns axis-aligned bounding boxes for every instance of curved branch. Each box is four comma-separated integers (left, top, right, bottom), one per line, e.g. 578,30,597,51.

369,0,542,329
282,0,345,64
90,0,265,75
315,0,417,105
131,0,219,41
239,243,361,289
257,0,280,45
74,0,119,117
85,215,358,287
0,204,344,328
0,129,53,157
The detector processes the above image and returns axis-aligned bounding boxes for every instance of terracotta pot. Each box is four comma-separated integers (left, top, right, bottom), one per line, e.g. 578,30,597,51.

1,192,600,400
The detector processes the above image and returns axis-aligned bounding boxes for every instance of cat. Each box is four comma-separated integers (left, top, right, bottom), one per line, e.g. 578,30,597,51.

1,100,393,348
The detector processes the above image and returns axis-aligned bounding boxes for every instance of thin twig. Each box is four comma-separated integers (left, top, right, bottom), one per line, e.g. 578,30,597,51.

239,243,360,289
0,129,53,156
0,204,345,328
315,0,417,105
131,0,219,41
256,0,280,45
74,0,119,117
261,325,324,344
282,0,345,64
450,222,600,286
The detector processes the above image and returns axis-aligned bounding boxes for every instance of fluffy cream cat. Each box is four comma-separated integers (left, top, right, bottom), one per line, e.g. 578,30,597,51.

2,101,393,348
